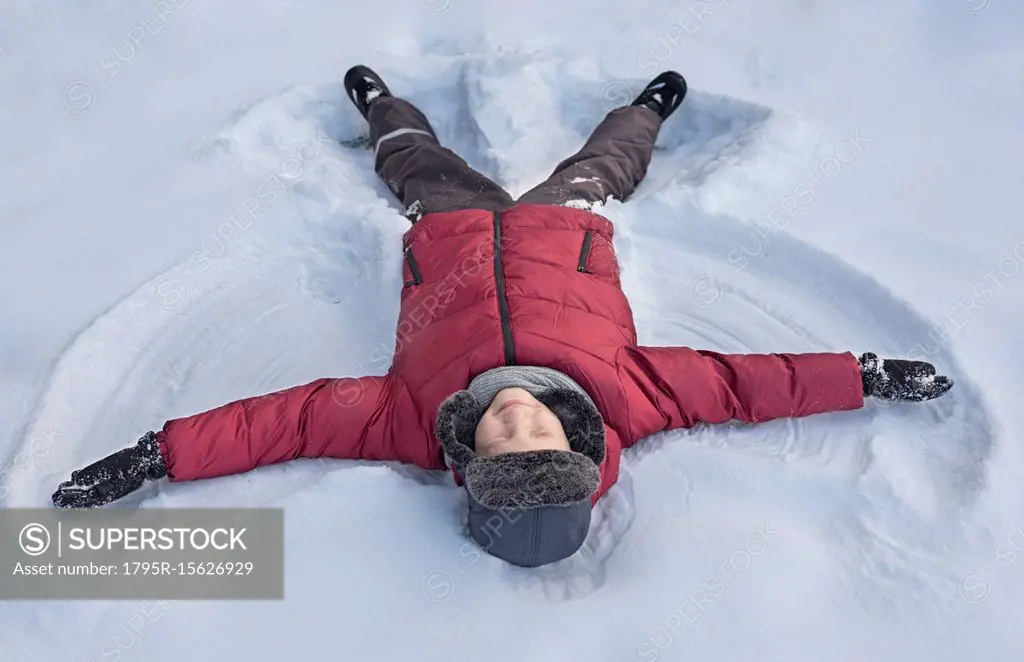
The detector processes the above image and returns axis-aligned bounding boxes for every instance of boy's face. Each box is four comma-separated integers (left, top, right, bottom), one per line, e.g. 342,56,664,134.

474,387,570,457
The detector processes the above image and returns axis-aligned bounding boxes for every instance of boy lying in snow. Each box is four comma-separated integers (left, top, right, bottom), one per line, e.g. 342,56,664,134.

52,67,954,567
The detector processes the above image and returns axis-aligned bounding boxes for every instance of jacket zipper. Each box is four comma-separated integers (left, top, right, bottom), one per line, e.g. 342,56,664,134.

576,230,594,273
492,211,516,365
403,246,423,287
526,509,541,566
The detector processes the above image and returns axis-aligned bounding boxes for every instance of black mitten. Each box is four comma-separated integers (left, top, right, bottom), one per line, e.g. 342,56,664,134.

52,432,167,508
859,352,954,402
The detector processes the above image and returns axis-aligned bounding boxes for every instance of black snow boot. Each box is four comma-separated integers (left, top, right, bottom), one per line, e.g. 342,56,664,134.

344,65,392,120
631,71,687,121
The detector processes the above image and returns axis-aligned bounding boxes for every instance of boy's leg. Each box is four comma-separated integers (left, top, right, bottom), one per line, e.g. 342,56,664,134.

516,106,661,207
370,97,513,216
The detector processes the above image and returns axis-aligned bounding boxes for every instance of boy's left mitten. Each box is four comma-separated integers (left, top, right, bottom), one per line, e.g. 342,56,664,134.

52,432,167,508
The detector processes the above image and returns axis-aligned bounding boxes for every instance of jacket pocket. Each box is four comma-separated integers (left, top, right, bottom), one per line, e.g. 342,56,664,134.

403,245,423,287
576,231,595,273
576,230,619,279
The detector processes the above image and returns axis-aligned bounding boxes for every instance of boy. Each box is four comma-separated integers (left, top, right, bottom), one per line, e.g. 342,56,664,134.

52,67,953,568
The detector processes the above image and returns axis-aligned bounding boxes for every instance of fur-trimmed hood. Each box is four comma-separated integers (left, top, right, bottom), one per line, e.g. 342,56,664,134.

433,386,606,509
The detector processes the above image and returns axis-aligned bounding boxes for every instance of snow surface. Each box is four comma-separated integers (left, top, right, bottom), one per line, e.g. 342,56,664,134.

2,0,1024,660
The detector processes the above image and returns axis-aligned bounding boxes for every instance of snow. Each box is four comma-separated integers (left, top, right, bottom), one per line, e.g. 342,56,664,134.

2,0,1023,660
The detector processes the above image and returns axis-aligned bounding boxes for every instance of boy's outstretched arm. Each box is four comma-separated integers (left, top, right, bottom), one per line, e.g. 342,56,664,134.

52,374,394,508
617,346,953,444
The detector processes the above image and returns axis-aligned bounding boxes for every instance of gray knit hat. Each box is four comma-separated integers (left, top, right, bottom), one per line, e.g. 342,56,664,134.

434,386,606,567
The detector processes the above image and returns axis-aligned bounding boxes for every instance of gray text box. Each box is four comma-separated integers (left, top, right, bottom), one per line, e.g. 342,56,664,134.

0,508,283,600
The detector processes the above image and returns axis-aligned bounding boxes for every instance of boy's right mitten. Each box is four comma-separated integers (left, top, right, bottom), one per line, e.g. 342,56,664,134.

858,352,954,402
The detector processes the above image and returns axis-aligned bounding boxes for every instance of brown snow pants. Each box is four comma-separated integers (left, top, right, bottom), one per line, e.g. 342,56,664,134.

368,97,662,218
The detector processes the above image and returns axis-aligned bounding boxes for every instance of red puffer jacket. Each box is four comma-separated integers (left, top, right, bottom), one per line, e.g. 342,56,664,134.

156,203,864,501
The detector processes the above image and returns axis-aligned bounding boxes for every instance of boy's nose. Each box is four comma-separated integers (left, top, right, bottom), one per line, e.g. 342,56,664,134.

504,406,534,422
